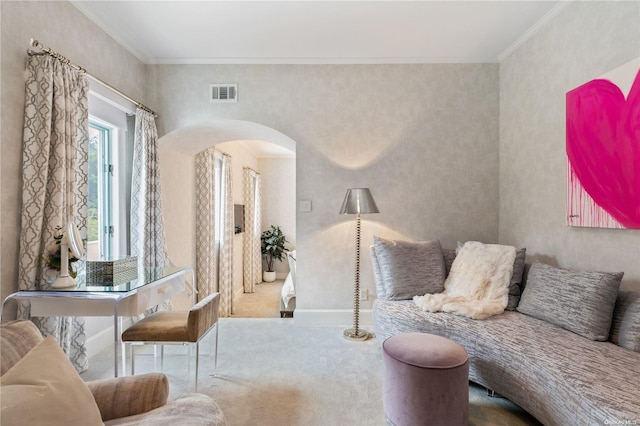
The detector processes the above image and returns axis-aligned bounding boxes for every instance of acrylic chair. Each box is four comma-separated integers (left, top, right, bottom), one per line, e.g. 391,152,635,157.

122,292,220,391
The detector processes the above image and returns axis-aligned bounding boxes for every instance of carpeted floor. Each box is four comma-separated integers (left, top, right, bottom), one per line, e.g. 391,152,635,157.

81,318,541,426
231,280,285,318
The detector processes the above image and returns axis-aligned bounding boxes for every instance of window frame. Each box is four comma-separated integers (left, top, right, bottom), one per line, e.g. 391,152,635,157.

88,121,113,258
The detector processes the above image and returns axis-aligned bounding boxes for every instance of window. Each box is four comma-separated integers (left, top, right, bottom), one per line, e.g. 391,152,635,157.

87,88,134,260
87,123,112,258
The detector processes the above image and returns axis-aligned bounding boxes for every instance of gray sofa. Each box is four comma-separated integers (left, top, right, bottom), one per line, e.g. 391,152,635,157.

372,247,640,426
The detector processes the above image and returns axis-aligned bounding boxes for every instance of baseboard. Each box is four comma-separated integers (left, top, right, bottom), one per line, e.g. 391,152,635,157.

293,309,372,327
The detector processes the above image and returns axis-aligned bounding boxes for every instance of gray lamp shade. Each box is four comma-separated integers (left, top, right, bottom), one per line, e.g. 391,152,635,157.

339,188,380,215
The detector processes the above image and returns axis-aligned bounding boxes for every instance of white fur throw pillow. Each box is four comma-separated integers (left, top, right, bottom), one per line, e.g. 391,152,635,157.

414,241,516,320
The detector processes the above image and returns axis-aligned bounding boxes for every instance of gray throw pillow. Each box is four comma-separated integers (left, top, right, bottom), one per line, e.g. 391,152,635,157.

442,249,457,275
370,245,385,300
507,248,527,311
517,261,623,341
455,242,526,310
373,236,446,300
609,291,640,352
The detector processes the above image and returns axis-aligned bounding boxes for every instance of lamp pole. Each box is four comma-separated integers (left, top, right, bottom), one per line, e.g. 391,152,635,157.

344,212,367,340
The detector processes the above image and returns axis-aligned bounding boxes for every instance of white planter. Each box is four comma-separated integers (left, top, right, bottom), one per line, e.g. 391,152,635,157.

263,271,276,282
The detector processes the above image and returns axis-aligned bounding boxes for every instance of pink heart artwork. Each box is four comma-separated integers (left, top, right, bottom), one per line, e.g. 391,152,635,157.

566,67,640,229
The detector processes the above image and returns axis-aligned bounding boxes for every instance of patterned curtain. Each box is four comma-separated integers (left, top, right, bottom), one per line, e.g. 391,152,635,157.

218,154,234,317
195,147,217,301
131,108,168,269
243,168,262,293
17,54,89,372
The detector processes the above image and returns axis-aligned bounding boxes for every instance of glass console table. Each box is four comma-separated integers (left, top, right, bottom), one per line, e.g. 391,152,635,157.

2,266,192,377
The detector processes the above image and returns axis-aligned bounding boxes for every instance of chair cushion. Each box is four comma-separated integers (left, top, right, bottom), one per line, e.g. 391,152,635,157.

123,293,219,343
122,311,191,342
0,336,103,425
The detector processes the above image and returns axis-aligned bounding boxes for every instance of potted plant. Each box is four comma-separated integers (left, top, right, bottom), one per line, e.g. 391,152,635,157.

261,225,289,282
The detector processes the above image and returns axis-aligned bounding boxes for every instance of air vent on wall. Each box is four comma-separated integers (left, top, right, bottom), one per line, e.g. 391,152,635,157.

210,84,238,103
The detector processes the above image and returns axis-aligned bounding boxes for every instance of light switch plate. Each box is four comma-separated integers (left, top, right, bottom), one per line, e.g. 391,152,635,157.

300,200,312,212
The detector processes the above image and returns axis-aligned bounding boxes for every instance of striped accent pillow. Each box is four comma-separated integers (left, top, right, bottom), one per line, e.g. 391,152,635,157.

517,261,623,341
372,237,446,300
507,248,527,310
609,291,640,352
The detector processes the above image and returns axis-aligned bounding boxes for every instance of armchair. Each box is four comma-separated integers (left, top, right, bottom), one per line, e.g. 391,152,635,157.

0,320,225,425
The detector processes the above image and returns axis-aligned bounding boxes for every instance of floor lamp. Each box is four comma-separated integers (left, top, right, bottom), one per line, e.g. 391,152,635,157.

340,188,379,341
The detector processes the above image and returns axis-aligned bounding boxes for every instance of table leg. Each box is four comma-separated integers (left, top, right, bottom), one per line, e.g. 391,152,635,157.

113,305,119,377
121,317,127,376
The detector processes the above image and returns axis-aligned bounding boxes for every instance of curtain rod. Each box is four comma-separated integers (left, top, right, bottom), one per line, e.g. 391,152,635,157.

27,39,158,118
243,166,260,175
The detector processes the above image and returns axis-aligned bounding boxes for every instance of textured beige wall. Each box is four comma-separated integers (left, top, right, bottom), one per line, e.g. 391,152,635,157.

259,157,296,278
5,1,634,324
216,142,260,211
0,1,147,303
149,63,500,314
499,1,640,291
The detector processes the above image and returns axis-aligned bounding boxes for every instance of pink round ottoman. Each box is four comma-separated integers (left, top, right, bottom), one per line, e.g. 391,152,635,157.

382,333,469,426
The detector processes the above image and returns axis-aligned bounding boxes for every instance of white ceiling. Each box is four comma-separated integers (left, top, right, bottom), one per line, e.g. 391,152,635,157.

73,1,564,158
72,1,564,65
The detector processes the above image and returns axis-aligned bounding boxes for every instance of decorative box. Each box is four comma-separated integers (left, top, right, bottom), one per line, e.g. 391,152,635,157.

86,256,138,286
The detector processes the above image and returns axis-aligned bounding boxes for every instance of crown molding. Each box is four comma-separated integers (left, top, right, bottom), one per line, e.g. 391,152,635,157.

498,0,573,62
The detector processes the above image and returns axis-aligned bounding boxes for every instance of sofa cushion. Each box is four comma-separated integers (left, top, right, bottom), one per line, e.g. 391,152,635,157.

0,336,103,425
372,236,446,300
609,291,640,352
517,261,623,341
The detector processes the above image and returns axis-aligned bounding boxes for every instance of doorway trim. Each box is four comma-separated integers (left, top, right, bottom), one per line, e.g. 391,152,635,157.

158,120,297,314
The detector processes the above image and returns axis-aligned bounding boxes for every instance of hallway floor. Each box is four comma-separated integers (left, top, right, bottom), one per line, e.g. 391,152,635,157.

231,280,286,318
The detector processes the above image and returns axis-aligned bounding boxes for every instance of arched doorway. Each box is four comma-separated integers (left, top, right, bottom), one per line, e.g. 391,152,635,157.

158,120,297,315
